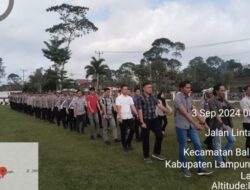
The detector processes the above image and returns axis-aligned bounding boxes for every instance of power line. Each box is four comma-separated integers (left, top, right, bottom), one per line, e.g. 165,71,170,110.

95,50,104,59
20,69,27,82
187,37,250,49
99,37,250,54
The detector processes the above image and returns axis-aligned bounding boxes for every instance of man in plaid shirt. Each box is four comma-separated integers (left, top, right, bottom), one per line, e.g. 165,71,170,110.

138,82,171,163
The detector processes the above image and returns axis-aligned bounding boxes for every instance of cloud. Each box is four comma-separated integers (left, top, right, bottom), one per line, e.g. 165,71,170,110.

1,0,250,83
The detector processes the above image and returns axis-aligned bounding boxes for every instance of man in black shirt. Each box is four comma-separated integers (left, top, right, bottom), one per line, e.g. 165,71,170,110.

138,82,171,163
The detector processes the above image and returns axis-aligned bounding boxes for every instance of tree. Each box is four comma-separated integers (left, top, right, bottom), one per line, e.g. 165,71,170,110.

85,57,110,90
46,3,98,48
116,62,137,89
181,57,214,92
42,38,71,90
142,38,184,86
28,68,44,92
42,68,58,91
0,58,6,84
206,56,224,68
134,60,150,89
223,71,234,91
172,42,185,59
7,73,22,90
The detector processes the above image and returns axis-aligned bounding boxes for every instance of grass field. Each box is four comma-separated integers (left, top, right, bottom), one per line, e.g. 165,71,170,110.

0,105,249,190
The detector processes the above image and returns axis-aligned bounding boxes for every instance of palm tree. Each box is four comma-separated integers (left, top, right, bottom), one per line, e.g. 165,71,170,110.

85,57,110,90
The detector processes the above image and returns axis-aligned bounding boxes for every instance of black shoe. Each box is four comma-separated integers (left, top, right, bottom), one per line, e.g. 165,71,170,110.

181,169,191,178
123,147,129,152
97,134,102,138
127,146,133,150
144,157,153,164
114,139,121,143
152,154,166,161
136,138,141,142
197,168,213,176
105,141,111,145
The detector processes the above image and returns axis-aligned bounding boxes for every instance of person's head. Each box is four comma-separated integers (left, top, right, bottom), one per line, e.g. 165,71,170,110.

134,88,141,96
89,87,96,95
179,80,191,95
127,89,132,96
120,85,129,95
76,90,82,97
143,82,153,95
205,88,214,99
157,91,165,99
213,83,226,98
103,88,111,97
244,85,250,97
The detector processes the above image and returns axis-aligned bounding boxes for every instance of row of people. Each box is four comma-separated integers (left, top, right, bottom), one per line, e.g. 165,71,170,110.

9,81,250,177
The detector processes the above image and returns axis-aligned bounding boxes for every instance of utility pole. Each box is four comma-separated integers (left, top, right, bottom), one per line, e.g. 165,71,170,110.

20,69,27,83
94,50,103,59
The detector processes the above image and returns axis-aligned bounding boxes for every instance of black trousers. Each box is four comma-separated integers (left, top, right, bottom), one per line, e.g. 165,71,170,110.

120,119,135,149
204,117,214,150
76,114,86,134
141,118,163,158
68,109,75,131
51,107,56,123
134,118,141,141
47,108,53,122
55,107,61,126
243,123,250,156
158,115,168,132
41,108,47,121
60,108,67,128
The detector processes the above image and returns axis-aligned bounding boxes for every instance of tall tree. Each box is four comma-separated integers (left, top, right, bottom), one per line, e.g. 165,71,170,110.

84,57,110,90
142,38,184,88
46,3,98,48
28,68,44,93
42,38,71,90
7,73,22,90
116,62,137,89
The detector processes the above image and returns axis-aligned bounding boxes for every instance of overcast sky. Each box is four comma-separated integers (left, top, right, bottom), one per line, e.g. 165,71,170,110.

1,0,250,83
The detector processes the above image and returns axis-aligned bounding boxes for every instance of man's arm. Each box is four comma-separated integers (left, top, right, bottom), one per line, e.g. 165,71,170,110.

208,99,228,130
192,105,209,130
131,104,138,117
157,103,172,114
138,109,146,128
178,105,202,130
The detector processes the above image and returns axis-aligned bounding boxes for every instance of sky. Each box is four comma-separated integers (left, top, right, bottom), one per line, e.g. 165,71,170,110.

1,0,250,83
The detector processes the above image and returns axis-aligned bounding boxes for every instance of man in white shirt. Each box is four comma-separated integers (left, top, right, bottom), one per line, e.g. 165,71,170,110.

116,85,138,151
240,85,250,158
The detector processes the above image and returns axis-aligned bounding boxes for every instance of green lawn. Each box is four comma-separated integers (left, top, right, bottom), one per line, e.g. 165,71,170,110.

0,106,249,190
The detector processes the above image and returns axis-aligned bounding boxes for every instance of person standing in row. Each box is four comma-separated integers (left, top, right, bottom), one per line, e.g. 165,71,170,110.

174,80,212,177
156,91,172,135
208,83,236,167
41,94,48,121
201,88,214,150
138,82,172,163
133,88,142,142
100,88,120,145
54,93,62,126
240,85,250,158
86,87,102,139
116,85,138,151
60,93,68,129
73,91,87,134
68,92,76,131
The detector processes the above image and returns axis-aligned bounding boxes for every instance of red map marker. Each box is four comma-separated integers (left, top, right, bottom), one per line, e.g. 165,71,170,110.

0,167,7,178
